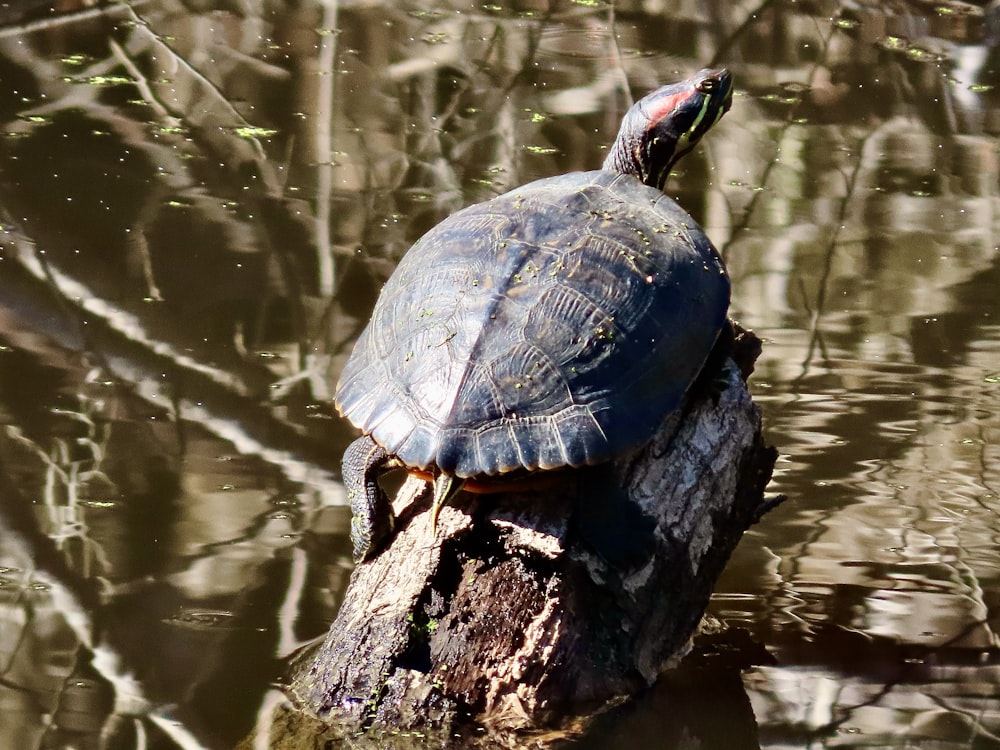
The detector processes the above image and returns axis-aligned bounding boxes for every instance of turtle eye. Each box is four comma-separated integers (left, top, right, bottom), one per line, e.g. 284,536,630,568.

697,78,716,94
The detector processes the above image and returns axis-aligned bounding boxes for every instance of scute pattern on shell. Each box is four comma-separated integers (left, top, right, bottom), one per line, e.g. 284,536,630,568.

335,170,730,478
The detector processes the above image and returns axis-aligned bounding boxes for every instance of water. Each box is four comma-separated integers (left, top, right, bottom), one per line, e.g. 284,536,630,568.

0,1,998,748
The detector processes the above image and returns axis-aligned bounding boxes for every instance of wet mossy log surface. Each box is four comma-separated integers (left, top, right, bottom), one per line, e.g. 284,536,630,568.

290,326,776,738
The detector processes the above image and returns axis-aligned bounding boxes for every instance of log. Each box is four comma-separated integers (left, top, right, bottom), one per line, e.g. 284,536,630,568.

283,325,776,746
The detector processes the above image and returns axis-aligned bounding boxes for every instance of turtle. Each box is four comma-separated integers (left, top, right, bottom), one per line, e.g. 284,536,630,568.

336,68,734,563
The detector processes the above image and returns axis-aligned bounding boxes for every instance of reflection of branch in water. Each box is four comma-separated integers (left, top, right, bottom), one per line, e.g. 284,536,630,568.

709,12,873,383
119,4,283,195
123,223,164,302
333,14,547,266
0,1,124,39
0,495,212,750
793,274,828,368
107,36,183,132
315,1,340,298
4,405,115,578
802,619,1000,747
111,4,322,370
0,221,343,492
718,16,839,261
605,1,632,108
793,129,871,386
709,0,780,68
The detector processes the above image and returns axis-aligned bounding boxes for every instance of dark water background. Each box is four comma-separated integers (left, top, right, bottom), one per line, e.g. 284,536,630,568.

0,1,998,748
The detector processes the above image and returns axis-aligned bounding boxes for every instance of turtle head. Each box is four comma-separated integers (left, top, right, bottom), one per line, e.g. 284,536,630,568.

603,68,733,190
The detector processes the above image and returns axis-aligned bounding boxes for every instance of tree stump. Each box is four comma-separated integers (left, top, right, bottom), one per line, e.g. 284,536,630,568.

285,325,776,745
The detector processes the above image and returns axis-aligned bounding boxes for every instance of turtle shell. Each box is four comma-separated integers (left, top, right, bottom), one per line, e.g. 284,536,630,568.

335,169,730,479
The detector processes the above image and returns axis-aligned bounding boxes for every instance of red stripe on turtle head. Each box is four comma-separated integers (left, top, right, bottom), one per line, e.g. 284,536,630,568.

644,90,696,130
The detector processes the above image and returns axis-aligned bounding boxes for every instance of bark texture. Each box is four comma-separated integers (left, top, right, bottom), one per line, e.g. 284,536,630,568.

289,327,776,742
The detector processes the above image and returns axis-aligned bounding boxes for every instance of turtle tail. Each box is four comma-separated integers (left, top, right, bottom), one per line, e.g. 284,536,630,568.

429,473,465,532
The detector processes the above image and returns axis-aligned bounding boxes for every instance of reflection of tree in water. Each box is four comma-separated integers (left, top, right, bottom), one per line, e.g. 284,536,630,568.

0,1,998,748
676,2,1000,746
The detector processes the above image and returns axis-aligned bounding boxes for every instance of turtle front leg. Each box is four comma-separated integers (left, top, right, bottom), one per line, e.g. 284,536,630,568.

342,435,396,563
